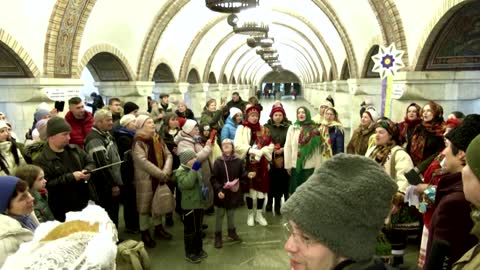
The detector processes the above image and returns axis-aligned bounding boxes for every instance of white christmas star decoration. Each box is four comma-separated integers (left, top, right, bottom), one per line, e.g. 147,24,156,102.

371,43,405,79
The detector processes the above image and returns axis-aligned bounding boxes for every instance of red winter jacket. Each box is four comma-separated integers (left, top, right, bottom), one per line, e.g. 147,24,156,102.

64,111,94,148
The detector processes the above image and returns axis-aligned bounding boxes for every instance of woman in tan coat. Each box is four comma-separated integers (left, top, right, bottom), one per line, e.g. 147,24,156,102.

132,115,173,248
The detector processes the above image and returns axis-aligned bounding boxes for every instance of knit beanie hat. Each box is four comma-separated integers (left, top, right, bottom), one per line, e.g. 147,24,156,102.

36,118,49,141
466,134,480,180
365,107,380,122
246,106,260,116
178,117,187,129
179,149,197,165
120,114,136,128
46,116,71,137
182,119,197,134
445,114,480,151
269,106,286,118
229,107,242,119
0,176,20,213
34,109,50,122
123,102,139,115
135,115,150,130
281,154,397,261
0,120,8,130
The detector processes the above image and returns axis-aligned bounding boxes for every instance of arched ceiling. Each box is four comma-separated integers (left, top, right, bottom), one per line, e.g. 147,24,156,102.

0,0,466,83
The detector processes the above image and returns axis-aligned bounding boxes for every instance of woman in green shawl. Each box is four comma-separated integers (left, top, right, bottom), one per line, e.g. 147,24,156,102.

284,107,332,193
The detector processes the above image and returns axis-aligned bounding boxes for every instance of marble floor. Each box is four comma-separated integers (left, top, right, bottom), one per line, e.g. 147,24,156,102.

117,97,419,270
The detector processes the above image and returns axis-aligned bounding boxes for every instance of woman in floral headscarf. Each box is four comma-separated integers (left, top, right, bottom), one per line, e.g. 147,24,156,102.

284,107,331,194
408,101,445,166
234,106,273,227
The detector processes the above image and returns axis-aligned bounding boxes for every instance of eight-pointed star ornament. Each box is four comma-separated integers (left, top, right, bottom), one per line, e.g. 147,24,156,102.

371,43,405,79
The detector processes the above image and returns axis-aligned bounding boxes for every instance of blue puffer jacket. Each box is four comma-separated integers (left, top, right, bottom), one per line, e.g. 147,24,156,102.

221,117,238,141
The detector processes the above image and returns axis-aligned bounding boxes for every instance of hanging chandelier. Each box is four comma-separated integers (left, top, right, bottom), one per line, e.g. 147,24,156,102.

246,36,273,48
206,0,259,13
228,14,268,36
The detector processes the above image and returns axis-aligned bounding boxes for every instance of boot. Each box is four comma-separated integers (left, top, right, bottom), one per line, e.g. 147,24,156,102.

228,228,242,242
274,197,282,216
184,233,202,264
141,230,156,248
155,224,173,240
165,213,174,227
247,210,255,226
265,196,273,212
195,231,207,259
255,210,268,226
214,231,223,249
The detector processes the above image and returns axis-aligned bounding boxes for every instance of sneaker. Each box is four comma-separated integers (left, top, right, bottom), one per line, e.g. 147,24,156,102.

255,210,268,226
185,254,202,264
247,212,255,226
197,250,208,259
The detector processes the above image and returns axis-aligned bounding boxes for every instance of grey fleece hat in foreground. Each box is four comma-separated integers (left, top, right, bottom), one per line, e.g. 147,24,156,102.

281,154,397,261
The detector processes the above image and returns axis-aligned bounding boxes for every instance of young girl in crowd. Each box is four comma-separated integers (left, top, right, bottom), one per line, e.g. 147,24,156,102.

15,164,54,223
211,139,244,248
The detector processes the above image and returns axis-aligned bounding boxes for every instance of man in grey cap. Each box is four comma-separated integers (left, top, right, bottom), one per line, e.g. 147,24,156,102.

34,116,96,221
282,154,397,270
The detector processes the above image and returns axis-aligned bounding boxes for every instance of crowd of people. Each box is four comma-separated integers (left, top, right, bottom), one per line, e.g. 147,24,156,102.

0,91,480,270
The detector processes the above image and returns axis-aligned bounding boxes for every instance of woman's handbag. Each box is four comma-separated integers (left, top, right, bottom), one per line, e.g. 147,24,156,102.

223,160,239,192
151,183,175,217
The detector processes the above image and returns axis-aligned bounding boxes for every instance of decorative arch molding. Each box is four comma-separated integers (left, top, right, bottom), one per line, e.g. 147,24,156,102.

208,72,217,84
78,44,135,81
362,45,381,78
150,59,177,82
311,0,359,78
0,28,40,77
238,42,314,83
137,0,190,81
43,0,97,78
230,76,236,84
273,7,336,80
178,14,228,82
340,59,350,80
202,32,235,82
368,0,409,67
153,63,176,83
219,42,246,84
274,22,323,81
413,0,474,70
242,42,314,83
187,68,201,84
221,74,228,84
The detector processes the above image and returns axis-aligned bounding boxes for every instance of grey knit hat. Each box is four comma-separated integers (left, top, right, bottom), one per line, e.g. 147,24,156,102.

46,116,71,137
179,150,197,165
281,154,397,261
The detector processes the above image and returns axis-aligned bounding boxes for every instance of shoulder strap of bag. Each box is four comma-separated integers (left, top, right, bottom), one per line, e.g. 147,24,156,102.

223,159,230,183
390,147,403,179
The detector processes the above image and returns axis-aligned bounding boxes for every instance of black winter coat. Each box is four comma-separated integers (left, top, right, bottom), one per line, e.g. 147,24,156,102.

211,156,245,209
113,127,135,185
34,144,95,221
175,109,195,120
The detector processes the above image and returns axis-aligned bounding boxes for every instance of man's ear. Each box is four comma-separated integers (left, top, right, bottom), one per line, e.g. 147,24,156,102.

458,150,466,163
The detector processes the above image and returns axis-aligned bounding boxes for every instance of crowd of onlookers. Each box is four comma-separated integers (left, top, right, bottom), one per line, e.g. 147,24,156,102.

1,91,480,269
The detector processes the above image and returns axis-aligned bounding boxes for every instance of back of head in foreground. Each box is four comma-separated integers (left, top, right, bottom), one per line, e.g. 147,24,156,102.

281,153,398,270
